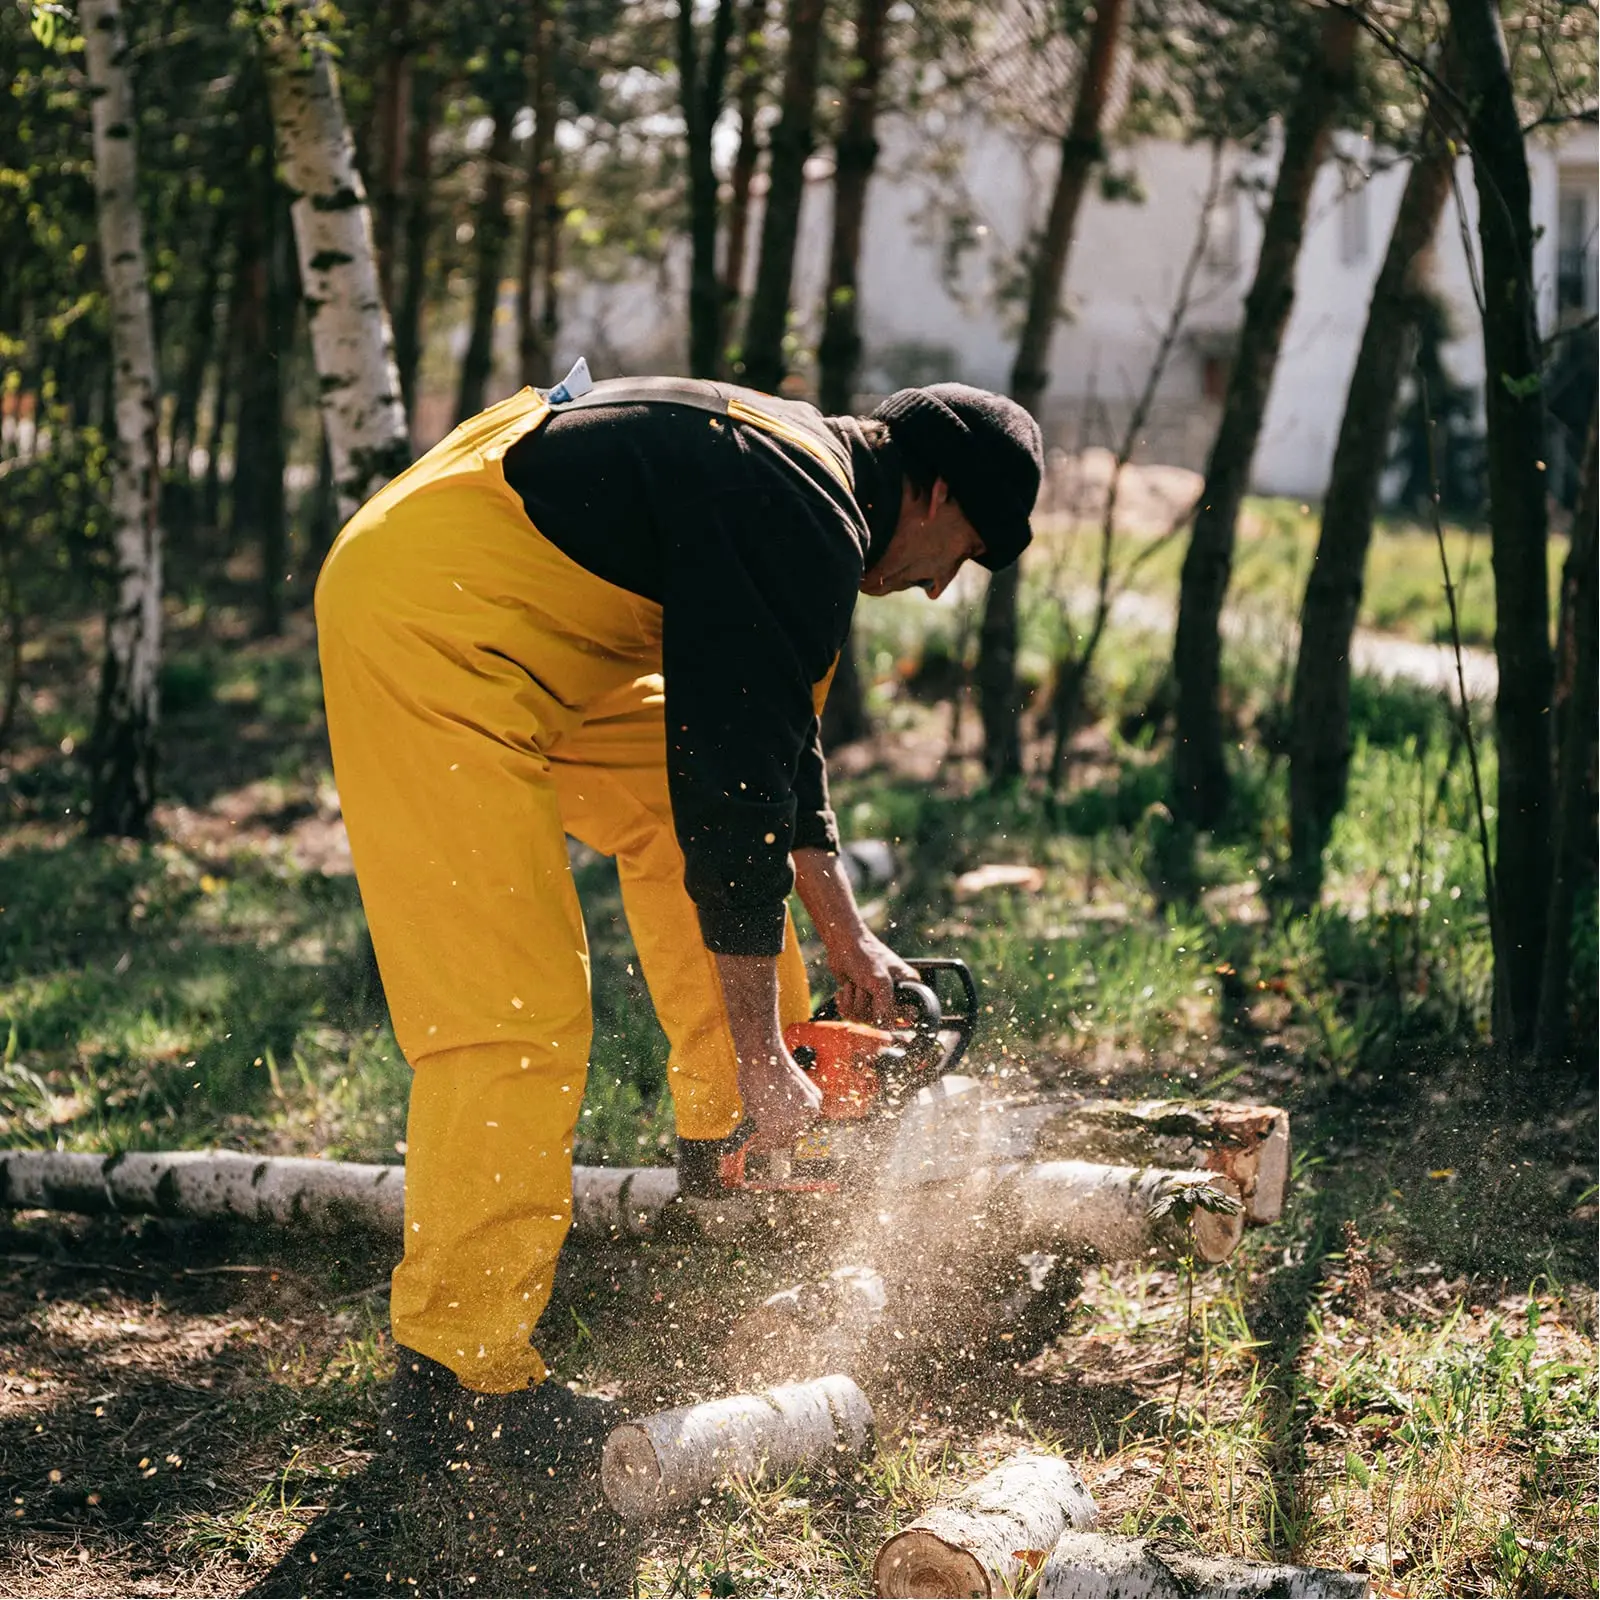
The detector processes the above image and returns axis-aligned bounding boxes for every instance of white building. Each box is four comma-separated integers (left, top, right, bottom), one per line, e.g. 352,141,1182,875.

528,119,1597,502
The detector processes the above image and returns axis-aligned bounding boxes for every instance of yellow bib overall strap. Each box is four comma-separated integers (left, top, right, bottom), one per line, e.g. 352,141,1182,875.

546,376,856,493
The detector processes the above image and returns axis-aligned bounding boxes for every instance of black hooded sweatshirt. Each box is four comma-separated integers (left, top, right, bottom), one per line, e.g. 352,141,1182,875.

500,391,902,957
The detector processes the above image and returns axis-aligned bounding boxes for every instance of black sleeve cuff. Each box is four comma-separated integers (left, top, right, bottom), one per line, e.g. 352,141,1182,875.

694,896,791,957
793,806,840,853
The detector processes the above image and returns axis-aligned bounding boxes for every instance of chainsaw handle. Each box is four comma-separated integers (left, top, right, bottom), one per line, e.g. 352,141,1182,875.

809,982,939,1028
906,958,978,1071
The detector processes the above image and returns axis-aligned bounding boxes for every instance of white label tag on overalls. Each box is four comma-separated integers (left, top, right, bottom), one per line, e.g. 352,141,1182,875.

546,357,593,405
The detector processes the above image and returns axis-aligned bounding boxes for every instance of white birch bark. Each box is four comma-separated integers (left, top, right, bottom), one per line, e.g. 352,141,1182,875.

873,1454,1098,1598
0,1148,405,1230
601,1374,874,1521
1013,1161,1245,1264
885,1077,1290,1224
261,5,408,521
0,1150,682,1237
82,0,163,835
1039,1533,1369,1597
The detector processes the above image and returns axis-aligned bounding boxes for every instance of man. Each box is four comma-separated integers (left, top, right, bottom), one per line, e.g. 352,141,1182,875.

314,371,1043,1476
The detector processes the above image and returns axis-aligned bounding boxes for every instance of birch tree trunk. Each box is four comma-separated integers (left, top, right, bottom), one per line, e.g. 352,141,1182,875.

740,0,827,394
681,0,740,378
815,0,891,747
82,0,164,841
978,0,1128,784
1170,9,1356,828
1448,0,1555,1051
263,7,409,521
1288,50,1457,903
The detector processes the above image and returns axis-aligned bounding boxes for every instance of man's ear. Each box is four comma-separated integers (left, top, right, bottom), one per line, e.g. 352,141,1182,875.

928,477,950,515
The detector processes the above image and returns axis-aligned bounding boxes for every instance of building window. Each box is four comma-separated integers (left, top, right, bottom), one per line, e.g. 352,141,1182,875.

1557,186,1596,315
1339,180,1369,266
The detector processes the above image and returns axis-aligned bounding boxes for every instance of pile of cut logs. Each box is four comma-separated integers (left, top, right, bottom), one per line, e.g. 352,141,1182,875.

600,1384,1365,1597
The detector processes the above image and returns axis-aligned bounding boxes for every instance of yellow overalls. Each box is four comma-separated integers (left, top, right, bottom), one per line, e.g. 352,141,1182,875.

315,387,829,1392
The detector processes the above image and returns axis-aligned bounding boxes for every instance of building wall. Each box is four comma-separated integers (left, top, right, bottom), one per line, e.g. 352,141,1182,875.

464,122,1592,503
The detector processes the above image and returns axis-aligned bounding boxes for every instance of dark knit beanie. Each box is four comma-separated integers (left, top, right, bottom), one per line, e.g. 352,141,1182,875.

872,383,1043,570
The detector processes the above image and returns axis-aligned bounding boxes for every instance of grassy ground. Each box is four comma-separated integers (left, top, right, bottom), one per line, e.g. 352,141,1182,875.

1,507,1594,1597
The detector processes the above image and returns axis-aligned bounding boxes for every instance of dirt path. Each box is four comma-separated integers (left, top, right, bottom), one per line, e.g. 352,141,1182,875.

1099,587,1499,700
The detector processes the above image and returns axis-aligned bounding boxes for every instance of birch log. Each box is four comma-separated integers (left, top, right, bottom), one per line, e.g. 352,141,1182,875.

1039,1533,1369,1597
600,1374,873,1521
0,1149,406,1230
886,1077,1289,1223
0,1150,686,1238
82,0,164,839
1032,1100,1290,1224
262,4,409,520
1014,1161,1244,1264
874,1453,1097,1598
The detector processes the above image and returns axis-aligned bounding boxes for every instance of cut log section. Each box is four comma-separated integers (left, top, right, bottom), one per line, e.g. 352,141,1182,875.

885,1077,1289,1224
1039,1533,1369,1597
1013,1161,1244,1264
874,1453,1098,1598
1032,1100,1290,1224
600,1373,873,1522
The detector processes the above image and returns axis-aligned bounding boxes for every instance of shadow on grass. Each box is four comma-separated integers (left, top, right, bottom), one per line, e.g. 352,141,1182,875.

0,841,391,1154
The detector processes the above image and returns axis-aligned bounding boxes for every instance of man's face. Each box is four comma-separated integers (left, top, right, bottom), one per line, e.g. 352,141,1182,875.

859,480,987,600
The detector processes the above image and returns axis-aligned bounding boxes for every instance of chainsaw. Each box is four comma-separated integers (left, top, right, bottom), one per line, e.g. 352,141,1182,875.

676,958,978,1197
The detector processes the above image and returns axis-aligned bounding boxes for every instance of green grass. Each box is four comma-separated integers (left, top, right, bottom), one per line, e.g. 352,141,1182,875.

1024,497,1565,653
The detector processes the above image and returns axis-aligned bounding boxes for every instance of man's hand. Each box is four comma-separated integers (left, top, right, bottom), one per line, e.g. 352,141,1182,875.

737,1044,824,1152
792,847,919,1024
825,926,920,1025
714,952,822,1152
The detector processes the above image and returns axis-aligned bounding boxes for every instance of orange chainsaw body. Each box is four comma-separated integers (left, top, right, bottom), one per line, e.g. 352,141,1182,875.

713,960,978,1196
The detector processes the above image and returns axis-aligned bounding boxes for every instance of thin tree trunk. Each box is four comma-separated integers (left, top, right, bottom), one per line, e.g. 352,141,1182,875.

539,142,563,366
370,0,412,311
82,0,164,840
720,0,770,364
232,158,293,637
817,0,889,416
816,0,891,747
1169,10,1357,828
516,0,557,389
455,94,517,422
1288,56,1456,903
393,62,436,418
263,6,409,521
1535,409,1597,1063
1449,0,1555,1052
168,203,229,481
200,291,235,534
978,0,1128,784
681,0,740,378
740,0,827,394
